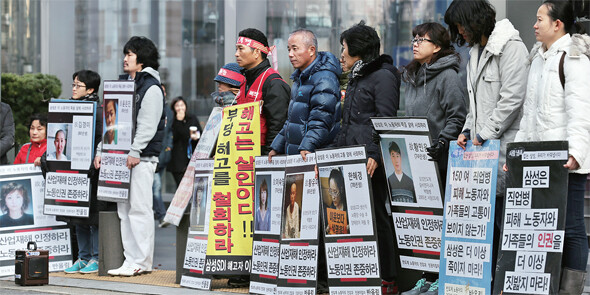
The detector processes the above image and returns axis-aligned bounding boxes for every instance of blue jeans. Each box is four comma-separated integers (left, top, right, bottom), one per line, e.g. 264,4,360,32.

563,173,588,271
152,170,167,221
76,224,98,261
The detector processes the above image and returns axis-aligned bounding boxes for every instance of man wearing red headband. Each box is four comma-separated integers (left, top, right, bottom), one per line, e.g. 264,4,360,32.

235,28,290,155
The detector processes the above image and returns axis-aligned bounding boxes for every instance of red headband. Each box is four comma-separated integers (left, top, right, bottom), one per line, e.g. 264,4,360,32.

236,37,270,54
218,68,245,84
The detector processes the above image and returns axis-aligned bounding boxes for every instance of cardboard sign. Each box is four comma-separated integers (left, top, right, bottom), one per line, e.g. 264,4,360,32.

325,208,347,235
97,80,135,202
193,107,223,159
0,164,70,276
276,153,320,295
204,102,261,275
439,140,500,295
316,146,381,294
373,117,444,276
181,160,214,291
250,156,286,295
164,107,225,226
493,141,569,295
45,100,96,217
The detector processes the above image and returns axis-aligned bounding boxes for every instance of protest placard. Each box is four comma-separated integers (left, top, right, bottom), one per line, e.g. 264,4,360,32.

44,100,96,217
493,141,568,295
439,140,500,295
0,164,70,276
97,80,135,202
204,102,260,275
250,156,286,294
372,117,444,278
181,159,214,290
316,146,381,294
276,153,320,295
164,107,225,226
193,107,223,159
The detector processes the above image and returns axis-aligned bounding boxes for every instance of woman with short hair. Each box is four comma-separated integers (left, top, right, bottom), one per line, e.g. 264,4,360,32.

168,96,202,186
335,20,401,294
401,22,467,295
0,182,34,227
60,70,108,275
14,114,47,165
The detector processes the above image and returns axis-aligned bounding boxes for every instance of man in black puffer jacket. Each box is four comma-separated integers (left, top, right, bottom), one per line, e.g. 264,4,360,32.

269,29,341,160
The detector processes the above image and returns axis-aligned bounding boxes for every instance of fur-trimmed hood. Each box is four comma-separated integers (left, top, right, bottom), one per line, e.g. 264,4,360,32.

528,33,590,64
484,19,522,56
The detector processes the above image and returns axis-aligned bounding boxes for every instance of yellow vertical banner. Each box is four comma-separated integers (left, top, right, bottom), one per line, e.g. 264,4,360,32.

205,101,261,275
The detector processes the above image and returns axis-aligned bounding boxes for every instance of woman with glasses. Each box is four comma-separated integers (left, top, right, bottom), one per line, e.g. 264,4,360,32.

57,70,110,275
335,20,401,295
400,21,467,295
515,1,590,293
323,168,349,235
404,23,466,187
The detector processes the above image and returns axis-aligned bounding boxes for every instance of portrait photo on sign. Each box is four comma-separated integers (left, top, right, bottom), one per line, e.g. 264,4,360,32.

381,137,416,203
254,174,272,233
190,177,208,229
319,166,349,235
46,123,72,162
0,179,34,228
103,99,118,145
282,174,303,239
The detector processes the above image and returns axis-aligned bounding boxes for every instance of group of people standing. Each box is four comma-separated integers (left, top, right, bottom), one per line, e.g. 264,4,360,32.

0,0,588,293
259,0,588,294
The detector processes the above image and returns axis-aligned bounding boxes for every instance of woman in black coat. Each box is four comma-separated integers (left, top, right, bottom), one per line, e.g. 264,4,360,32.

168,96,202,186
335,21,401,294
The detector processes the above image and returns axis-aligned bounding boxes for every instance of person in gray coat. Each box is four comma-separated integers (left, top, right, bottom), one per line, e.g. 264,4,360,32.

404,22,467,183
0,102,15,165
445,0,528,283
445,0,528,196
401,22,466,295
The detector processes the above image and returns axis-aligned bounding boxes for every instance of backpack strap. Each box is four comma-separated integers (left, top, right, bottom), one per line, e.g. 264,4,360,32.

559,51,566,89
25,143,32,163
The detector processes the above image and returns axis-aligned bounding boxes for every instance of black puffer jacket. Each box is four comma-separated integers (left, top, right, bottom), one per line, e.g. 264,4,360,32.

335,55,400,163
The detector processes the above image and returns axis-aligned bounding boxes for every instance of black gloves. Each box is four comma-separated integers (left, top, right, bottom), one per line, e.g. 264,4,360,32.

426,138,448,162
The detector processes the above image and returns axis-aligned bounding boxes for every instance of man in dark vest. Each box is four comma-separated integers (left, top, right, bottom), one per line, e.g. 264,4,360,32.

235,28,290,155
95,36,165,276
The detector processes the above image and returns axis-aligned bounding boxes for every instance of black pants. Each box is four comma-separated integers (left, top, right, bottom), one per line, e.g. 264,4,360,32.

373,166,398,281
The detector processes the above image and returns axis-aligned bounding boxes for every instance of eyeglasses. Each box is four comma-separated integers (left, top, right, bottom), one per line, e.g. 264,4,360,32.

72,83,86,89
411,37,434,45
329,188,340,196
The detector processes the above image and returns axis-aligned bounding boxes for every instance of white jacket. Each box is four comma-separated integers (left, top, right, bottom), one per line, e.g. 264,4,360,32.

463,19,529,194
515,34,590,174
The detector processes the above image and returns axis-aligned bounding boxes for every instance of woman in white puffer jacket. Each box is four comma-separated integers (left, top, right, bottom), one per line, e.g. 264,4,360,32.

515,1,590,293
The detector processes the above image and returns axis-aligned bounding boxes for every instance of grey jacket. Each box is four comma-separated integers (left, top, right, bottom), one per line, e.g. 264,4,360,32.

0,102,15,164
463,19,528,196
404,54,467,143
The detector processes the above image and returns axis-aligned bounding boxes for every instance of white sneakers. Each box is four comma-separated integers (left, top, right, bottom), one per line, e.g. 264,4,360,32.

107,264,151,276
